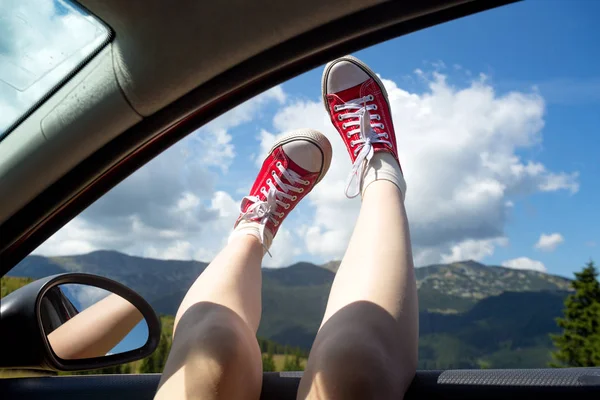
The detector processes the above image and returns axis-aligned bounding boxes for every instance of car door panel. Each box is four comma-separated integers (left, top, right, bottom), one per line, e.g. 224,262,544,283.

2,369,599,400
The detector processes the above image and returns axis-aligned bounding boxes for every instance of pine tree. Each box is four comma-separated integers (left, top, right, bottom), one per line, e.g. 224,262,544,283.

550,261,600,367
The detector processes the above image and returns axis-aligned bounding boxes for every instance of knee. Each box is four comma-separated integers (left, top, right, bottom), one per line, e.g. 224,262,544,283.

158,304,262,399
186,320,246,364
304,334,398,399
172,304,261,376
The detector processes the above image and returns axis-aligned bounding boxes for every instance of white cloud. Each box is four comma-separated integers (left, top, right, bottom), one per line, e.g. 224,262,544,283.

176,192,201,212
304,224,352,260
261,67,578,265
264,227,302,268
205,86,286,134
193,85,287,173
534,233,564,252
191,129,236,173
34,218,117,256
162,241,194,260
256,129,279,166
441,237,508,263
502,257,547,273
37,190,238,262
539,173,579,194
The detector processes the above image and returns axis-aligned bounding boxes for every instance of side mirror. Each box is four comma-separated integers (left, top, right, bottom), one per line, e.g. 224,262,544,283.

0,273,160,371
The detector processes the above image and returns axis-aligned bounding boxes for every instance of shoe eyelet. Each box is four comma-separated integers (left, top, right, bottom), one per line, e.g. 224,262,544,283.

276,162,282,167
342,123,347,129
338,115,343,121
303,180,310,185
368,95,374,101
334,105,339,111
267,179,272,184
279,212,285,217
261,187,267,194
291,196,297,201
271,171,276,176
284,204,290,209
298,188,304,193
372,105,378,110
274,220,279,226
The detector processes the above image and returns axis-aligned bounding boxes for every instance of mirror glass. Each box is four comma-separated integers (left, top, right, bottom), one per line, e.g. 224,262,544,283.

39,283,149,360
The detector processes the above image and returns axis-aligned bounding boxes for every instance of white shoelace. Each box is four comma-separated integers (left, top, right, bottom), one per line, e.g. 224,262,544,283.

335,94,391,198
239,162,308,253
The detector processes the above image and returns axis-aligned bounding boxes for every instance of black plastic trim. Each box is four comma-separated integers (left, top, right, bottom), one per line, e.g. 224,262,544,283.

0,0,519,274
0,369,598,400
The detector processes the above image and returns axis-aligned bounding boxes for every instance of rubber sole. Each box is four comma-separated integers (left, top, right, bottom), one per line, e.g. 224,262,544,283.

321,54,390,113
267,128,332,184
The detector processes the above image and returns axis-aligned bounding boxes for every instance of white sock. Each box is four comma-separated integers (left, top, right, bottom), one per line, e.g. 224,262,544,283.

228,220,274,254
360,152,407,201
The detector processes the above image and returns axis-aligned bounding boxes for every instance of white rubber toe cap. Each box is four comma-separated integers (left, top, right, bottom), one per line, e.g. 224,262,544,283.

325,60,370,94
270,128,332,182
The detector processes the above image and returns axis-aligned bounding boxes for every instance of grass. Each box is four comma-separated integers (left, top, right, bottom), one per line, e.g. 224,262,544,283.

1,276,33,298
0,370,53,379
268,354,307,371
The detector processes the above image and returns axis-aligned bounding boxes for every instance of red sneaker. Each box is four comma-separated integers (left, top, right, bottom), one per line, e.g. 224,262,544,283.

232,129,332,252
322,55,403,198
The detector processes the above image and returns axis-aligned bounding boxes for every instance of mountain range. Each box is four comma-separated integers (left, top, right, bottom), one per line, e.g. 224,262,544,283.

8,250,573,368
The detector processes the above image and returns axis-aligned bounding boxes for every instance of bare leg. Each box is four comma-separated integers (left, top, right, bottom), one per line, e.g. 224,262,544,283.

155,129,332,400
299,56,418,399
298,179,418,399
155,235,264,400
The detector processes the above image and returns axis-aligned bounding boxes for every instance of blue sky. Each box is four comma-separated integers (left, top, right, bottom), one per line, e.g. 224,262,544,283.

30,0,598,278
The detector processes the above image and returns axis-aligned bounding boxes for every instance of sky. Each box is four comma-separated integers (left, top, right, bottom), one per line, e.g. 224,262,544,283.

3,0,598,278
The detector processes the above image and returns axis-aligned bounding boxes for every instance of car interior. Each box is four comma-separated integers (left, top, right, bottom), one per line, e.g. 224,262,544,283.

1,0,599,399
